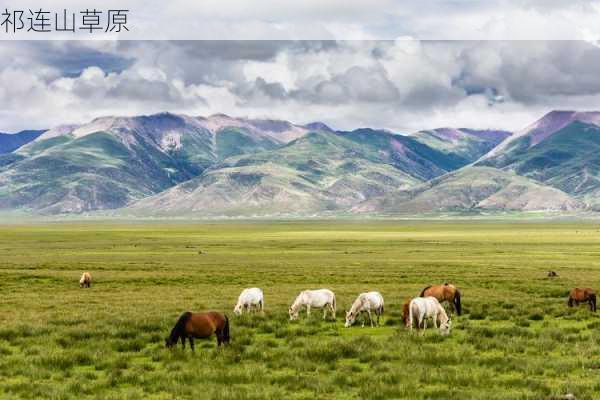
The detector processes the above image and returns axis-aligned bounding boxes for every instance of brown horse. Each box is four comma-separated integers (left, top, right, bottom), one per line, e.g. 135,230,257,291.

402,301,410,327
568,288,596,312
165,311,230,351
420,283,462,315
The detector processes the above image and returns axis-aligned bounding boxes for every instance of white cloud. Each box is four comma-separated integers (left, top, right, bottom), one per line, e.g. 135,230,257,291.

2,40,600,134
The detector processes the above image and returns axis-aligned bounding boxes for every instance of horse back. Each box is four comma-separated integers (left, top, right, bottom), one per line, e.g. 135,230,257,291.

186,312,226,338
571,287,595,300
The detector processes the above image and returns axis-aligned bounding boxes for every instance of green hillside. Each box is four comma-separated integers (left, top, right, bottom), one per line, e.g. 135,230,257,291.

478,121,600,209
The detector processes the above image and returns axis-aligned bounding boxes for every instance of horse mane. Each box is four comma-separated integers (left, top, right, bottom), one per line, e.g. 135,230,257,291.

349,294,365,314
419,286,432,297
169,311,192,343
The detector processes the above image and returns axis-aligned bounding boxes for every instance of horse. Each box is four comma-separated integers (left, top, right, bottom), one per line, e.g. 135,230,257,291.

407,296,451,335
402,300,410,327
289,289,336,321
234,287,264,315
345,291,384,328
165,311,230,351
420,283,461,315
568,288,596,312
547,271,558,278
79,272,92,288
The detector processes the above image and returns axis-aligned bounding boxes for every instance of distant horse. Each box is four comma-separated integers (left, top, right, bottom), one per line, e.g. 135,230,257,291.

547,271,558,278
79,272,92,288
568,288,596,312
234,288,264,315
345,291,384,328
289,289,336,320
420,283,461,315
165,311,230,351
408,296,451,335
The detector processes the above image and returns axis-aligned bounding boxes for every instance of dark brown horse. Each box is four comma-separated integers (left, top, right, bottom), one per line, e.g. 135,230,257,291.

420,283,462,315
166,311,230,351
568,288,596,312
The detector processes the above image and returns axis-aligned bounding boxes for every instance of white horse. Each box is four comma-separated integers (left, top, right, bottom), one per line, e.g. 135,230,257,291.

345,291,384,327
408,296,451,335
233,287,264,315
289,289,336,320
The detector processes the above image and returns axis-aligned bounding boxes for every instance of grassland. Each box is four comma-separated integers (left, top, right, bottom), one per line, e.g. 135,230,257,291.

0,221,599,399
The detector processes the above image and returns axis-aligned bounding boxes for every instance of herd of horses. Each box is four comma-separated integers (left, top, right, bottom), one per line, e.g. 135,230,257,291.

78,272,597,351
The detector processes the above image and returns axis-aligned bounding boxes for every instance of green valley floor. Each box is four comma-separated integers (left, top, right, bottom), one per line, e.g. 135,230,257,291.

0,221,599,399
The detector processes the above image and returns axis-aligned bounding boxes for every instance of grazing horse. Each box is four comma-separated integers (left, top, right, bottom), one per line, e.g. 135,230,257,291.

79,272,92,288
289,289,336,320
547,271,558,278
234,287,264,315
420,283,461,315
345,291,384,328
568,288,596,312
165,311,230,351
408,297,451,335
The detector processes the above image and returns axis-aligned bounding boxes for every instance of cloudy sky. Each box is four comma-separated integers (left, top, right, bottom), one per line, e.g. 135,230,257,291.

2,40,600,133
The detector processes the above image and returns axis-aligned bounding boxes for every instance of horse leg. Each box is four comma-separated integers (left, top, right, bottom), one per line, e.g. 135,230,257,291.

367,309,374,327
189,337,195,352
181,336,186,350
328,303,335,320
432,312,438,329
306,304,311,318
323,307,327,320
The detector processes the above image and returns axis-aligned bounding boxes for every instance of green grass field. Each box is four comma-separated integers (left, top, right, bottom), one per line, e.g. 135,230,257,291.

1,221,600,399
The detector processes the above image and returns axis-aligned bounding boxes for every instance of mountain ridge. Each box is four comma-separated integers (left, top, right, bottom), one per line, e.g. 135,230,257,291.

3,110,600,216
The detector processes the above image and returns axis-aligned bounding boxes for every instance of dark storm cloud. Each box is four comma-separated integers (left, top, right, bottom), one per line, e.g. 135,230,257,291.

453,41,600,104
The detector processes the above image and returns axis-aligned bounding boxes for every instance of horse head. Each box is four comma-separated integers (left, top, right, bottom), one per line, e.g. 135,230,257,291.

440,318,452,336
233,304,243,316
288,307,298,321
165,337,175,348
344,311,355,328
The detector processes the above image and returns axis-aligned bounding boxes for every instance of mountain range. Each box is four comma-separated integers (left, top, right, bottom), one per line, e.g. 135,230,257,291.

0,110,598,217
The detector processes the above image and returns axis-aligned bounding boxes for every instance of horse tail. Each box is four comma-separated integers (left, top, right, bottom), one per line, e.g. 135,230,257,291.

170,311,192,342
332,293,337,319
222,314,231,343
454,289,462,316
408,300,414,329
419,286,431,297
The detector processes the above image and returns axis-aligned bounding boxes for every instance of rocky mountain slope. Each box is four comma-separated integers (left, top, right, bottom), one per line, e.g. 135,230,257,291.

477,111,600,210
0,113,315,213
